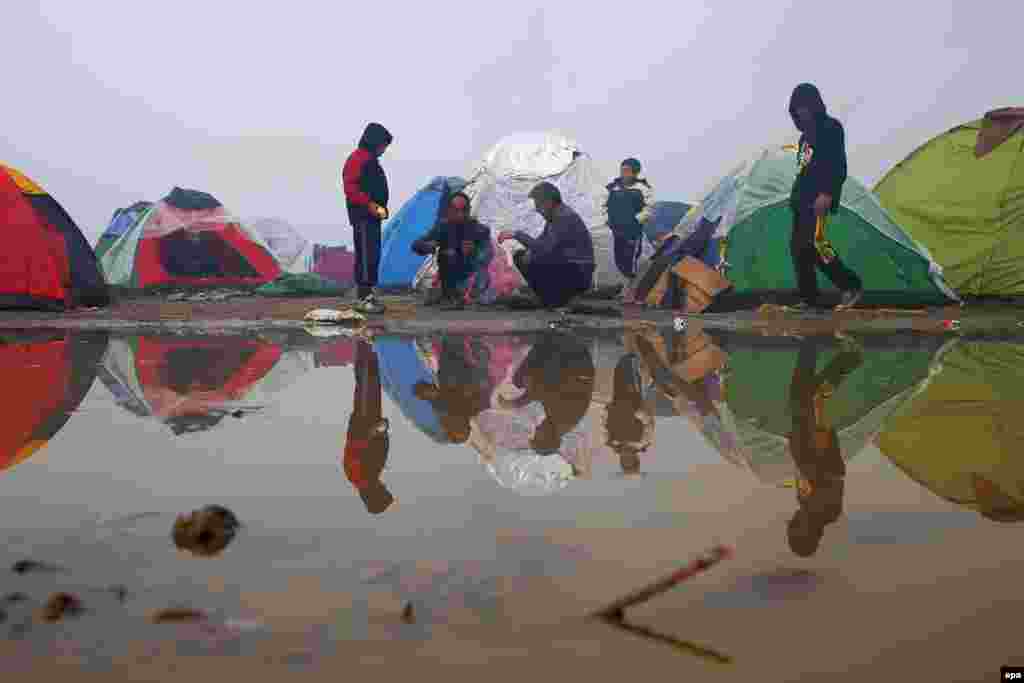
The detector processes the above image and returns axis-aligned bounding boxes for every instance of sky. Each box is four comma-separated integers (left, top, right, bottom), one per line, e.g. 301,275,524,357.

2,1,1018,246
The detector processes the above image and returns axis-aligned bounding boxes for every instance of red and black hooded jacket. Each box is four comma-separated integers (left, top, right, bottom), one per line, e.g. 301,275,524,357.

343,122,393,225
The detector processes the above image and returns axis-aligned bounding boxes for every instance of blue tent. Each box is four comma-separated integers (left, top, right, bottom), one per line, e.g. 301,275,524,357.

644,201,693,243
374,336,448,443
378,176,467,287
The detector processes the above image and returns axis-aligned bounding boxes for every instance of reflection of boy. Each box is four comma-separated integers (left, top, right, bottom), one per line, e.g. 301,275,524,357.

605,354,652,475
786,335,863,556
343,339,393,514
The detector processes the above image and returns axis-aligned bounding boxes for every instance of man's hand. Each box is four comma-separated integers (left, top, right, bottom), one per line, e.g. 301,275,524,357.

813,194,832,218
368,201,388,220
497,230,515,244
462,240,474,257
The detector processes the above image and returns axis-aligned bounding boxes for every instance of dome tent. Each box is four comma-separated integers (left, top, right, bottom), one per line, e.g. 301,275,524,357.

676,145,958,306
874,107,1024,297
463,132,645,291
0,163,109,310
98,187,281,289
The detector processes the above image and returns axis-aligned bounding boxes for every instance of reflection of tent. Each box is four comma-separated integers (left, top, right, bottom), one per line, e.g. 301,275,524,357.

714,334,947,485
1,330,109,472
98,188,282,289
877,341,1024,521
97,335,290,435
676,146,958,305
247,218,354,285
874,108,1024,296
464,132,641,289
1,163,110,310
374,336,447,443
378,177,467,287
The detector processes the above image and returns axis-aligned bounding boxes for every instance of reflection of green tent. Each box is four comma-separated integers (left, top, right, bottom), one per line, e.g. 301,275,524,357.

878,341,1024,521
874,108,1024,296
715,334,947,484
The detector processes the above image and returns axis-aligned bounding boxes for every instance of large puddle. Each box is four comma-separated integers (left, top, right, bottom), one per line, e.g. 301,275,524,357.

1,327,1022,676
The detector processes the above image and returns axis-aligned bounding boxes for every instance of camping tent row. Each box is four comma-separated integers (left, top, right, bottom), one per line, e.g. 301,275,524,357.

96,187,356,291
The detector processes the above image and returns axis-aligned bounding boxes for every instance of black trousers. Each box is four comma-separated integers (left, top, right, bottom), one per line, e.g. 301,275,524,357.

790,207,861,303
514,251,594,308
612,232,643,279
353,216,382,298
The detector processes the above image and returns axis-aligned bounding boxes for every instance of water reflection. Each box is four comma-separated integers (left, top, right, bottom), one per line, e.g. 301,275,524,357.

344,338,393,514
877,341,1024,523
0,330,108,473
97,334,312,434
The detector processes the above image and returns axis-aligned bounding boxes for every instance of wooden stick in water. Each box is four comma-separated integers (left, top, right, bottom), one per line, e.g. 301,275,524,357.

592,545,733,620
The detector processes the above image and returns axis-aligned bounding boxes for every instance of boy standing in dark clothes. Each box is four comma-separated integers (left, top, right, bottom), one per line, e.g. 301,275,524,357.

411,192,494,309
343,122,393,315
786,334,863,556
788,84,863,310
497,182,596,309
343,338,394,515
605,158,655,281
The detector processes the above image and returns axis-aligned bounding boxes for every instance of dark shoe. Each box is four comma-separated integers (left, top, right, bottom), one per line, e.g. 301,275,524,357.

423,289,444,306
788,300,813,312
837,289,864,309
440,298,465,311
354,294,385,314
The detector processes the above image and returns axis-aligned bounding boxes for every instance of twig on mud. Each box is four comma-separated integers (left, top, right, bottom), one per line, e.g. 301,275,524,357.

591,545,733,620
602,617,733,664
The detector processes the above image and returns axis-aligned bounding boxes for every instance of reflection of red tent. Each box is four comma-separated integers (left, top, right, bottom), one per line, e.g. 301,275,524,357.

1,331,108,472
314,337,355,368
98,335,286,435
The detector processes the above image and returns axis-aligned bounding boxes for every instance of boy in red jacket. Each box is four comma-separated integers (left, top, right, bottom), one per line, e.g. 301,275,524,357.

343,122,393,314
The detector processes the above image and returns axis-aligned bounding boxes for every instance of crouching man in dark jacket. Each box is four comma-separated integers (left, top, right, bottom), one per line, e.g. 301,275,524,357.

497,182,595,310
411,192,494,310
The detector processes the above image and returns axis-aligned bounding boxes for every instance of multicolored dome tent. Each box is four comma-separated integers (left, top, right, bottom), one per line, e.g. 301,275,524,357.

1,330,109,473
874,107,1024,296
0,163,109,310
97,187,281,289
877,340,1024,522
676,145,959,305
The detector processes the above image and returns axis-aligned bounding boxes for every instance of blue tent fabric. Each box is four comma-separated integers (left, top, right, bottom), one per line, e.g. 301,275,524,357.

99,202,152,243
378,176,467,287
644,201,692,242
374,336,448,443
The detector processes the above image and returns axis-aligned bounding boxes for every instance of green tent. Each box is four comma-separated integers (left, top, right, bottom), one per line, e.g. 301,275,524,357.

714,335,947,485
877,341,1024,522
678,145,958,305
874,108,1024,296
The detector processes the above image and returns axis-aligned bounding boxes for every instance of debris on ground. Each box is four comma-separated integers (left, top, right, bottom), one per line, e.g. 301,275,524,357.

165,289,251,303
150,607,208,624
172,505,241,557
303,308,366,326
401,602,416,623
38,593,84,622
11,559,64,575
2,592,28,604
593,545,733,620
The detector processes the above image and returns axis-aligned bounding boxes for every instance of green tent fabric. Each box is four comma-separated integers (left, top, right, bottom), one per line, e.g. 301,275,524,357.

254,272,351,297
874,108,1024,296
678,145,958,305
877,341,1024,522
715,336,947,485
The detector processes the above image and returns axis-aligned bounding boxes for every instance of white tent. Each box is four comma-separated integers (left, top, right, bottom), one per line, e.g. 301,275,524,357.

463,131,650,290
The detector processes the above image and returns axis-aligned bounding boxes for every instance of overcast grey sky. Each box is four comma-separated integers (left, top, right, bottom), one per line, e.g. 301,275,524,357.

2,1,1018,246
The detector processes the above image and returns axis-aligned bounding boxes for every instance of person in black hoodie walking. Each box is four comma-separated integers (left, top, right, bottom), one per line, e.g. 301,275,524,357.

788,84,863,311
343,122,393,314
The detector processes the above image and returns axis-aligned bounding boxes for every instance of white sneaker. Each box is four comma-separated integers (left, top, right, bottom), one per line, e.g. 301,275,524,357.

354,294,386,314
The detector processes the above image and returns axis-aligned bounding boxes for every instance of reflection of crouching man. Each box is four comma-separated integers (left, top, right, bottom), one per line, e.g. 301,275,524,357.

343,339,394,515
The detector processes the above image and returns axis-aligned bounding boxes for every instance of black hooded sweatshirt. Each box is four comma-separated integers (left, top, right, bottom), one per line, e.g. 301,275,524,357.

788,84,847,213
343,122,393,224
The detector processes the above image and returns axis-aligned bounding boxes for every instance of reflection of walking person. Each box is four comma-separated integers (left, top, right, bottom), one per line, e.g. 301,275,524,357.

786,334,863,556
788,83,863,310
344,339,394,514
605,353,652,475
